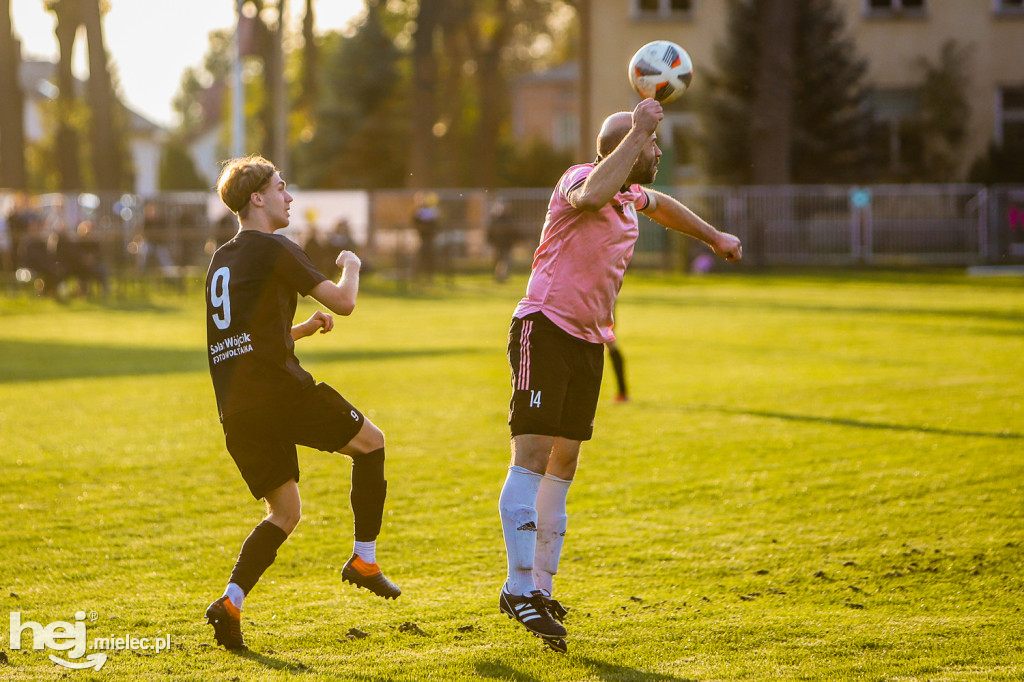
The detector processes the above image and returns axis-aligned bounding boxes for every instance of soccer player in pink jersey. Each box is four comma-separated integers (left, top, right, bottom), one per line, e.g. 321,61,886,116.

498,98,742,652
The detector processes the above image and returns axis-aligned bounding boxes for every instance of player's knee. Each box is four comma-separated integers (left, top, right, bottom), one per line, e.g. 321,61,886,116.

364,422,385,451
498,498,534,525
345,420,385,456
267,505,301,535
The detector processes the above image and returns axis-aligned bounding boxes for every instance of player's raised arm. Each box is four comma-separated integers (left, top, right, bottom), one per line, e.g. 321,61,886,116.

569,99,663,211
309,250,361,315
641,188,742,261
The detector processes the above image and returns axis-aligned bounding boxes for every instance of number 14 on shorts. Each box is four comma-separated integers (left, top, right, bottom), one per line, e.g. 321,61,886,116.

529,390,542,408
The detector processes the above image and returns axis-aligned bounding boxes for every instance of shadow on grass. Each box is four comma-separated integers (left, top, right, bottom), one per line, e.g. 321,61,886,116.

0,339,482,384
624,292,1024,327
0,339,204,383
698,404,1022,440
577,655,699,682
474,661,541,682
474,657,697,682
231,647,312,674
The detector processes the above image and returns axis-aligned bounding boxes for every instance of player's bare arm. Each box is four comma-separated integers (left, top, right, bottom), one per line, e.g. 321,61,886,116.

641,189,743,261
569,99,663,211
309,250,361,316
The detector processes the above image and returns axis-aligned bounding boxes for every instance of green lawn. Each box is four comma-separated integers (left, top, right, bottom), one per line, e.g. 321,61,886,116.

0,271,1021,681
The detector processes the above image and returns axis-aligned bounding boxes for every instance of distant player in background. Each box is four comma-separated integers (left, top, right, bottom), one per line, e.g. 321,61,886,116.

204,155,400,652
606,339,628,403
499,98,742,652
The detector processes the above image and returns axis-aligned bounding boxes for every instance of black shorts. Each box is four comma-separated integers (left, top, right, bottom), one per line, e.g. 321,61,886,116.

507,312,604,441
222,382,365,499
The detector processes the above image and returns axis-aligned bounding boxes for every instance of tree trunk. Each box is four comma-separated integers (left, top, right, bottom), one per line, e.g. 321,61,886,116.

81,0,123,190
51,0,83,191
271,0,288,177
301,0,317,112
469,6,511,189
749,0,795,185
408,0,440,188
0,0,27,189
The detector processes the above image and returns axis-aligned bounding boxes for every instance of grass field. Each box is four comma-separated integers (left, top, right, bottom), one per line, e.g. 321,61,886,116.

0,270,1022,681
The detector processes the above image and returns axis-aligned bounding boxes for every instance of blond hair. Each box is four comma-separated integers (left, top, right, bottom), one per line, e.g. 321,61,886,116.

217,155,278,216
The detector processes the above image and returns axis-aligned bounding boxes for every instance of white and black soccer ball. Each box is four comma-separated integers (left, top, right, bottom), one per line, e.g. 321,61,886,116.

628,40,693,104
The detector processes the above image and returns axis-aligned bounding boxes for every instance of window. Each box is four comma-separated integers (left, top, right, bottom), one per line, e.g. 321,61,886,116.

552,113,579,153
999,86,1024,151
995,0,1024,14
633,0,693,20
867,89,924,177
865,0,926,16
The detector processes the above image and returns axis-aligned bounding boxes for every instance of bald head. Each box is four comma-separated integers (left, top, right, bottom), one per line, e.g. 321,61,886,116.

596,112,634,159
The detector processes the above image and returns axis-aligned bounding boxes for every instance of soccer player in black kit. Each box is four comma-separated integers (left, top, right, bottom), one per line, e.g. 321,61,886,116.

204,155,399,651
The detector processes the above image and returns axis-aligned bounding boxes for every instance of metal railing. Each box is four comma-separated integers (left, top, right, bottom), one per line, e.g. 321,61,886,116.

2,184,1022,295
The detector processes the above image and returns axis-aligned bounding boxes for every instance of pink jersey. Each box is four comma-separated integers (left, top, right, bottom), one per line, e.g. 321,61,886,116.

514,163,649,343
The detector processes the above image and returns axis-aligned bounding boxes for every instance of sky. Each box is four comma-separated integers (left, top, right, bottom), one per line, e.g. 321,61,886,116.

10,0,366,129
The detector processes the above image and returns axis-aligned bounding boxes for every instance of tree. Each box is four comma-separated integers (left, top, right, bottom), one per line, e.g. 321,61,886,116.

159,135,208,190
46,0,83,190
749,0,795,184
909,40,971,182
0,0,27,189
968,142,1024,184
407,0,441,188
299,0,318,114
701,0,874,185
171,0,575,189
291,1,407,188
81,0,126,190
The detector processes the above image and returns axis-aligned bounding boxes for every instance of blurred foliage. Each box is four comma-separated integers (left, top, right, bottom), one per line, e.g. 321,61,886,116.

159,135,209,191
700,0,875,185
905,40,972,183
968,142,1024,184
171,0,578,189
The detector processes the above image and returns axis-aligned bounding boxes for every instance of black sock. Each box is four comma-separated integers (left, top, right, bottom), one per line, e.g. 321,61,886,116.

609,346,627,396
351,448,387,542
228,519,288,595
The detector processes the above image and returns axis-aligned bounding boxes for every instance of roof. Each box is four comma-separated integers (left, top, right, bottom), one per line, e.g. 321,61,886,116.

19,59,165,136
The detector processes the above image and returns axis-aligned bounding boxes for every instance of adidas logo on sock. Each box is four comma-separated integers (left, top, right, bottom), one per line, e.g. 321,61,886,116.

517,521,537,532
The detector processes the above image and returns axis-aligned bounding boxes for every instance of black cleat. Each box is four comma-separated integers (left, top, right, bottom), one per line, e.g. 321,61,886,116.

205,596,246,650
499,588,567,639
536,591,569,623
542,636,568,654
342,554,402,599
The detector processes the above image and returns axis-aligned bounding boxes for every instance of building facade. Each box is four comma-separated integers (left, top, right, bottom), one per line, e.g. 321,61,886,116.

581,0,1024,182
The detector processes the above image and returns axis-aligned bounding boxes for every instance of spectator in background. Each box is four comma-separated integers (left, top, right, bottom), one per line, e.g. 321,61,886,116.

143,201,174,273
487,198,520,283
412,192,439,282
207,212,239,256
606,340,629,403
73,220,110,298
18,214,57,295
0,204,11,276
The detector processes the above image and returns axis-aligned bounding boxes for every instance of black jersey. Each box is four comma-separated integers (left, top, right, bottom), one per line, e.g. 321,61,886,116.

205,230,327,420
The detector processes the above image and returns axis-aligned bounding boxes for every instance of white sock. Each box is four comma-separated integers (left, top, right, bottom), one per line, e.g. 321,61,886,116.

534,473,571,595
499,465,543,595
223,582,245,610
353,540,376,564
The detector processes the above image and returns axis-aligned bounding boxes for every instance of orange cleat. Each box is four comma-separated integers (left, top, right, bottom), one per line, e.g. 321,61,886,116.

342,554,402,599
205,596,246,650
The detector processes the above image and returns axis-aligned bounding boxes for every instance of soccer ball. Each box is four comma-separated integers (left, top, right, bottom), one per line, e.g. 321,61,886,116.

628,41,693,104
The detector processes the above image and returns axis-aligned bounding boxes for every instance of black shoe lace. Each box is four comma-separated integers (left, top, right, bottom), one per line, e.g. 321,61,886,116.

544,597,568,622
